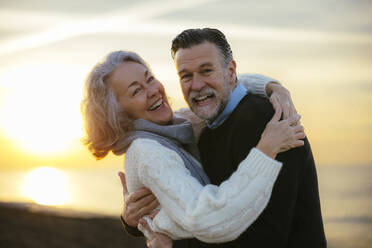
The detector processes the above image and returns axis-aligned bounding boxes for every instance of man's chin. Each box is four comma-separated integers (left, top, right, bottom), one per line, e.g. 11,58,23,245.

191,106,219,121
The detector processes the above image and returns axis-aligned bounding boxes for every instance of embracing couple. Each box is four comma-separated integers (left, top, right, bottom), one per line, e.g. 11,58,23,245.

82,28,327,247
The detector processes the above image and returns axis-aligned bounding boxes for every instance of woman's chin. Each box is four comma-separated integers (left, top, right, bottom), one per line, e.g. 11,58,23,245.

146,111,173,125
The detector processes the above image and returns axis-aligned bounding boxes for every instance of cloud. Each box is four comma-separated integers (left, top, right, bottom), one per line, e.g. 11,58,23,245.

156,0,372,33
0,0,219,56
1,0,372,57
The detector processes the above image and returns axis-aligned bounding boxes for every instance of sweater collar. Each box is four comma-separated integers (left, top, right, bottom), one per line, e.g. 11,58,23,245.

112,116,195,155
206,83,247,129
132,117,195,145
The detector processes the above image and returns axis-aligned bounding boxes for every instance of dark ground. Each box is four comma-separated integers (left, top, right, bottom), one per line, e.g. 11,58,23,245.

0,202,145,248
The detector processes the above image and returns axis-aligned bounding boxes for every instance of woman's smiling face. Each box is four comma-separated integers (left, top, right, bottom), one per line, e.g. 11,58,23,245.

107,61,173,125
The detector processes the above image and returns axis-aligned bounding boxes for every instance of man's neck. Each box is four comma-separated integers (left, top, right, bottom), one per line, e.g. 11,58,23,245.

206,83,247,129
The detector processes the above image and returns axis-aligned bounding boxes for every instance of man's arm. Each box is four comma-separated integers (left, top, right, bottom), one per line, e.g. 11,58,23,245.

237,139,317,247
229,96,306,246
286,139,327,247
118,172,158,237
120,214,143,237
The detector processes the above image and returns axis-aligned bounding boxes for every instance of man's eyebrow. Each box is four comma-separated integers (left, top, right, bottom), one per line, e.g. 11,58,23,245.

178,69,188,75
178,63,213,75
128,69,149,88
200,62,213,68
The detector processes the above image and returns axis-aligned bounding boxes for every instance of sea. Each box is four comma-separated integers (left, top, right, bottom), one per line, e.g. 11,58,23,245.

0,165,371,248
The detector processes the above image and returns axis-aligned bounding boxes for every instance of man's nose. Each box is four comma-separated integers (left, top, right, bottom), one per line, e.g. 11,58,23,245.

190,74,206,92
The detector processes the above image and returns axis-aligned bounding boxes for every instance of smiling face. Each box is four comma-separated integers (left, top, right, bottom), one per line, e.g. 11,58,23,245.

107,61,173,125
174,42,237,121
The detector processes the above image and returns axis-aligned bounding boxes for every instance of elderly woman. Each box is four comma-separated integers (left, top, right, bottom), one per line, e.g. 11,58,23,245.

81,51,304,244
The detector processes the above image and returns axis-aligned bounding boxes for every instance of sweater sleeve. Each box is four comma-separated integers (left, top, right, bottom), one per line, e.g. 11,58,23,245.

120,214,144,237
238,73,280,98
125,138,282,243
234,138,324,247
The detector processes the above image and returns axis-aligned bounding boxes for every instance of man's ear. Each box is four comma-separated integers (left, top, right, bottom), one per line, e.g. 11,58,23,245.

228,60,237,86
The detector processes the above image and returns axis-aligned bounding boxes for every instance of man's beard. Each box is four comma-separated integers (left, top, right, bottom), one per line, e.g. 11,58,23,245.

188,78,232,122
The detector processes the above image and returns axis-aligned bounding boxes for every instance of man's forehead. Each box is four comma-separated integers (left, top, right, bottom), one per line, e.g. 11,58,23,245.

175,42,220,71
176,42,218,58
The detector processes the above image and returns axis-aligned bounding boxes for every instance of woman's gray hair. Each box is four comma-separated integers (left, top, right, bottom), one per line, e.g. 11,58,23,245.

81,50,148,159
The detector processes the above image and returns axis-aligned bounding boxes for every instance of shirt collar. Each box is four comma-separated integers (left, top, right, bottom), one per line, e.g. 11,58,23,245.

206,83,247,129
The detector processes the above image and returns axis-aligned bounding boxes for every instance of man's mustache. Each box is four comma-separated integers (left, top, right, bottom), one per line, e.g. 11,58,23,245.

188,88,218,103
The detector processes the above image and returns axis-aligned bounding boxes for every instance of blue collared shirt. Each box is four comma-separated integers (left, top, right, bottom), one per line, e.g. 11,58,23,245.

206,83,247,129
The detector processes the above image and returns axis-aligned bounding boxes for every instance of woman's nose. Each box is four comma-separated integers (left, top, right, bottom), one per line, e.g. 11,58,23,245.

147,84,159,98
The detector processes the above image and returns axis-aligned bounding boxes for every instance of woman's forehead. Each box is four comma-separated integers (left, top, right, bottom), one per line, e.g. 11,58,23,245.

109,62,149,85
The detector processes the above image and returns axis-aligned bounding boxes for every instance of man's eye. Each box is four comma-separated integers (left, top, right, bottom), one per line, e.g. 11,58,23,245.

181,74,191,82
202,69,212,74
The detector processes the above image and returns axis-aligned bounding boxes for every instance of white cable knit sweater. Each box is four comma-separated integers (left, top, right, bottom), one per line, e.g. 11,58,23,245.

125,139,282,243
124,73,282,243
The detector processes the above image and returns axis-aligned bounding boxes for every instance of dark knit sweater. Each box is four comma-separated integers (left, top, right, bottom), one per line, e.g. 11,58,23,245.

187,94,327,248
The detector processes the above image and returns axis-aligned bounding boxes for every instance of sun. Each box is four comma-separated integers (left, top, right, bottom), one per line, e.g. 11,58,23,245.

0,63,85,155
22,167,70,206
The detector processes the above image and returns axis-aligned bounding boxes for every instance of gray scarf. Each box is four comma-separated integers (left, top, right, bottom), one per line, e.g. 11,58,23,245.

112,117,210,186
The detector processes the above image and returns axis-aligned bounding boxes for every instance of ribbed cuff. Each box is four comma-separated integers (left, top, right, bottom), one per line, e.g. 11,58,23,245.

120,214,144,237
240,148,282,179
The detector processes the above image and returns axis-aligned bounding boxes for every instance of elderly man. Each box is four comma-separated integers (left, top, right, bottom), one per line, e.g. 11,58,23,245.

120,28,326,248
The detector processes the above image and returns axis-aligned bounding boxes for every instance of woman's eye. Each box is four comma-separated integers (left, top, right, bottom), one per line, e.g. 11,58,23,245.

147,76,154,84
132,88,141,96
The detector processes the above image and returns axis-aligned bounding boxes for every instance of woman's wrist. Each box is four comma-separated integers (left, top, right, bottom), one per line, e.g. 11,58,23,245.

256,140,277,159
265,82,281,96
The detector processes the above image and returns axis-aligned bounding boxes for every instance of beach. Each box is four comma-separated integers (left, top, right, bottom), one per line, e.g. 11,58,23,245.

0,202,145,248
1,166,371,247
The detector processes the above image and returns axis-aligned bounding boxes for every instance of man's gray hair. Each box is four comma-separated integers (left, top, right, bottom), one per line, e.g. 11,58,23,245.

171,28,234,67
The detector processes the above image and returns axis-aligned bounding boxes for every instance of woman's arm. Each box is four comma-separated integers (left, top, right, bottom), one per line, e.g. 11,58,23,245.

238,73,280,98
128,109,304,243
126,138,282,243
238,73,297,120
175,74,296,141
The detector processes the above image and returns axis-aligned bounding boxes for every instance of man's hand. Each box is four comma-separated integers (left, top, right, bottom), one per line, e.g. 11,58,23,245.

139,218,173,248
118,172,159,227
266,82,297,120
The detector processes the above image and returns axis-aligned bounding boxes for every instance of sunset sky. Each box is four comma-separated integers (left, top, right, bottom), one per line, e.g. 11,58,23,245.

0,2,371,246
0,0,371,172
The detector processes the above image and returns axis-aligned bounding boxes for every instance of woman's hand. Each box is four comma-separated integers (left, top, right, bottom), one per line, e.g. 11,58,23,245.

118,172,159,227
139,217,173,248
256,106,305,159
266,82,297,121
